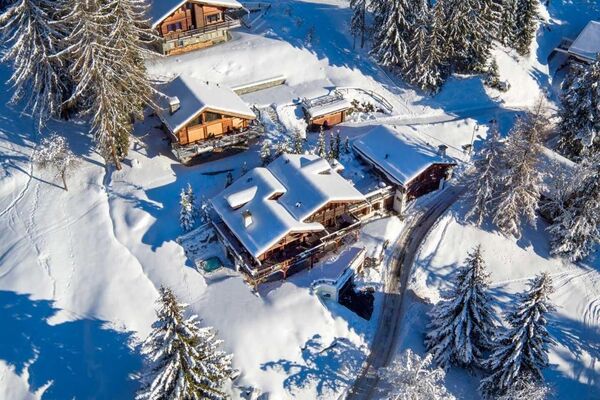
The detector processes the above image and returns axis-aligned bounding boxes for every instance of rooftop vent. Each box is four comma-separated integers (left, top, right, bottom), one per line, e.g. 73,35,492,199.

242,210,253,228
295,201,302,208
168,96,180,115
438,144,448,158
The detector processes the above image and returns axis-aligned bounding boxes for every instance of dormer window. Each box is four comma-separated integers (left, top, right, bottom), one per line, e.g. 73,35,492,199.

242,210,253,227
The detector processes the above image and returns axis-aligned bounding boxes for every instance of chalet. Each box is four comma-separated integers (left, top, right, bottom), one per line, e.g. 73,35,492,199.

553,21,600,65
149,0,244,55
353,125,456,213
211,154,371,284
156,74,261,163
302,93,353,131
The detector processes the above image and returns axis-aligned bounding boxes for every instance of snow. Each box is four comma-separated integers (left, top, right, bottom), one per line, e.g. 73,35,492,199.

156,74,256,135
353,125,455,187
149,0,244,28
569,20,600,63
212,153,364,260
302,95,353,119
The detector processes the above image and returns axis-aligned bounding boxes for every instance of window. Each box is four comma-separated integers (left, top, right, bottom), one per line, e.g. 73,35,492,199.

206,13,222,24
167,22,183,32
188,115,202,127
204,112,222,123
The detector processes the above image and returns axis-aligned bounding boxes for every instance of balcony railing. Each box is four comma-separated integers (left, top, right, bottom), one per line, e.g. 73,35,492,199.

162,15,241,42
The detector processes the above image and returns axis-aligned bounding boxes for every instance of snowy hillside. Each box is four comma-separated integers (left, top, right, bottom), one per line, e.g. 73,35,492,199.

0,0,599,398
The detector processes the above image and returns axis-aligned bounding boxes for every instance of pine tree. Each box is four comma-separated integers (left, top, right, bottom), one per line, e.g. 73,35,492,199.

480,273,555,398
333,130,341,159
316,127,327,158
547,155,600,261
137,287,233,400
379,350,455,400
344,136,351,154
425,246,498,369
180,183,196,232
496,373,551,400
513,0,539,56
225,171,233,187
292,129,304,154
32,133,79,191
493,101,547,237
240,161,248,176
0,0,66,127
466,124,504,225
260,139,272,166
499,0,517,46
557,57,600,160
275,136,291,157
199,196,210,225
368,0,390,40
371,0,412,71
349,0,366,48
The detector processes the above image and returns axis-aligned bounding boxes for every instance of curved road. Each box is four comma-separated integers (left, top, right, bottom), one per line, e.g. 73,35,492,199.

347,185,465,399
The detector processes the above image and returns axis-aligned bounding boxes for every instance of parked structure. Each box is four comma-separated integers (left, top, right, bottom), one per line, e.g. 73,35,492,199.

150,0,245,55
211,154,377,284
156,74,262,163
353,125,456,213
302,93,353,131
553,20,600,65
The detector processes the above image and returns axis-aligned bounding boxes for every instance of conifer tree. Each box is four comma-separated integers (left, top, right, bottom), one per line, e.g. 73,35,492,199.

513,0,539,56
350,0,367,48
466,124,504,225
425,246,498,369
480,273,555,398
547,155,600,261
333,130,341,159
292,129,304,154
180,183,197,232
499,0,517,46
493,101,547,237
368,0,389,40
557,57,600,160
260,139,272,166
344,136,351,154
137,287,233,400
371,0,412,71
316,127,327,158
225,171,233,187
0,0,66,127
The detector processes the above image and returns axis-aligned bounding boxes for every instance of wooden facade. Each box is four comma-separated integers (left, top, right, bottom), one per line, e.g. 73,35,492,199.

309,110,347,130
155,1,241,55
174,109,252,146
405,163,454,199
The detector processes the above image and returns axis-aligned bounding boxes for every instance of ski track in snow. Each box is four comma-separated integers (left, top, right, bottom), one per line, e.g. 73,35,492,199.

0,142,34,219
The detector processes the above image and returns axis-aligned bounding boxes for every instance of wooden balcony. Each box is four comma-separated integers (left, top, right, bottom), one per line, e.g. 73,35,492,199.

162,15,241,42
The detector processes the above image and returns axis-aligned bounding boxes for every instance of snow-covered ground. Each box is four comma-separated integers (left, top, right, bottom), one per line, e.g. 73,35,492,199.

1,0,599,398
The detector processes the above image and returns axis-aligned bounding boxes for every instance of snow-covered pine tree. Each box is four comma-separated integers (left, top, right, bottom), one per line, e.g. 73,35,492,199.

32,133,79,191
241,161,248,176
496,372,552,400
443,0,493,73
349,0,366,48
179,183,197,232
379,349,455,400
199,196,210,225
425,246,498,369
370,0,412,71
260,139,272,165
557,56,600,160
368,0,389,40
547,154,600,261
344,136,351,154
292,129,304,154
480,273,555,398
225,171,233,187
498,0,517,46
0,0,66,127
493,101,547,237
513,0,539,56
137,287,233,400
333,130,341,159
275,136,291,157
466,123,504,225
316,127,327,158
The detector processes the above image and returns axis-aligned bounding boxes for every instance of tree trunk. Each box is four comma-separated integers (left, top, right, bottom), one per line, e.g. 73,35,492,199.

61,169,68,191
110,141,122,171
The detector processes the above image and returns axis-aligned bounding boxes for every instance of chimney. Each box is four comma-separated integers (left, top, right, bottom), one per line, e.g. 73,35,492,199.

437,144,448,158
168,96,180,115
242,210,253,228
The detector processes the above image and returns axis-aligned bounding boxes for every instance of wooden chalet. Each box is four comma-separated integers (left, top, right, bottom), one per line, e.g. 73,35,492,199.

150,0,244,55
353,125,456,213
302,93,353,131
156,74,261,163
211,154,375,284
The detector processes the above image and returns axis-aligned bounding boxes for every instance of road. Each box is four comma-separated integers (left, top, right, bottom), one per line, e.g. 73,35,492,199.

347,185,466,400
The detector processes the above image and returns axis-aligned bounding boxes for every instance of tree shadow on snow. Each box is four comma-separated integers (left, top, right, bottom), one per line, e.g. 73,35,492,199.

261,334,364,397
0,291,141,400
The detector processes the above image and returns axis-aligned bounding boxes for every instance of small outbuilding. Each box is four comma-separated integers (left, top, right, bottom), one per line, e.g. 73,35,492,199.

353,125,456,213
302,93,353,131
553,20,600,65
156,74,261,163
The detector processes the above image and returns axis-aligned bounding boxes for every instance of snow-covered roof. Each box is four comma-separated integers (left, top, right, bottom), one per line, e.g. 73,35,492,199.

156,74,256,134
211,154,365,260
149,0,244,27
569,20,600,62
353,125,455,187
302,94,352,119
